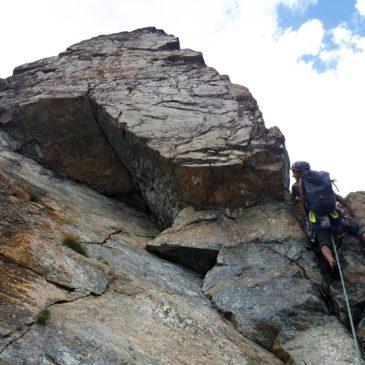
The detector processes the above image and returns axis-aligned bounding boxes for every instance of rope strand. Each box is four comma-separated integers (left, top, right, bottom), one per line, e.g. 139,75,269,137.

331,236,363,364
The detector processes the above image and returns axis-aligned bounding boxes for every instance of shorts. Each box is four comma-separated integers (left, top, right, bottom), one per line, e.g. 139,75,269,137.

315,229,332,248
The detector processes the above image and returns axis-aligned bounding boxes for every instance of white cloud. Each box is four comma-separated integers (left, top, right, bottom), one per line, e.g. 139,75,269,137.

278,0,318,12
356,0,365,16
275,19,324,57
0,0,364,195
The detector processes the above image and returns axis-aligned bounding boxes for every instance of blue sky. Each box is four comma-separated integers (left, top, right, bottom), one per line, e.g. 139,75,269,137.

278,0,365,72
278,0,362,31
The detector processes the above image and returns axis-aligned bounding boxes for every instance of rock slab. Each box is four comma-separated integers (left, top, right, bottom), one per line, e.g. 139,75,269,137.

0,133,281,365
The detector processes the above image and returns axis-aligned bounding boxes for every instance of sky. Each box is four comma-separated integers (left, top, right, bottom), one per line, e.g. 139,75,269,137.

0,0,364,195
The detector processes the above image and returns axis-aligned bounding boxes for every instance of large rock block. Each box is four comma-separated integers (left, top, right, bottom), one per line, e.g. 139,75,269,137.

148,200,356,363
147,202,310,274
202,243,356,364
0,27,289,223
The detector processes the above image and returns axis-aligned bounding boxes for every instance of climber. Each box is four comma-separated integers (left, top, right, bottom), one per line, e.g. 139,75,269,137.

290,161,365,278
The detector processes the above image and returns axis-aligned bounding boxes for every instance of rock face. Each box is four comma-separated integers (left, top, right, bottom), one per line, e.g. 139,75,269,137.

0,132,280,364
0,28,363,365
149,202,357,363
0,27,289,223
329,192,365,352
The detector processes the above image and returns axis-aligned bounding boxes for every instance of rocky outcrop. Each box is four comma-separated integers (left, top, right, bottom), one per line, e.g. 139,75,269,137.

0,79,8,92
328,192,365,352
0,132,280,364
149,202,357,363
1,96,137,201
0,28,363,364
0,27,289,223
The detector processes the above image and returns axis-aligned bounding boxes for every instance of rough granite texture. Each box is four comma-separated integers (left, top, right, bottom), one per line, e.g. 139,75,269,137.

0,27,289,223
149,202,357,363
0,28,364,365
0,131,280,365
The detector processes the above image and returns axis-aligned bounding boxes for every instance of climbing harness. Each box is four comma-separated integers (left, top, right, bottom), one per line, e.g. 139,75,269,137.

308,210,339,224
331,236,363,364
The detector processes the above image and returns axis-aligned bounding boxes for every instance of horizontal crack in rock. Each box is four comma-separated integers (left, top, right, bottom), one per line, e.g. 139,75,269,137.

83,228,156,246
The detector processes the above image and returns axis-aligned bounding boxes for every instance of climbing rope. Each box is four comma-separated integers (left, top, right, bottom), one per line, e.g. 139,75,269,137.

331,236,363,365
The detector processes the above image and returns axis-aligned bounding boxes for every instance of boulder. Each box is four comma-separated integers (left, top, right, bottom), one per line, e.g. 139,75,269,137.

148,199,359,362
0,27,289,223
202,243,356,363
148,200,355,362
147,201,312,274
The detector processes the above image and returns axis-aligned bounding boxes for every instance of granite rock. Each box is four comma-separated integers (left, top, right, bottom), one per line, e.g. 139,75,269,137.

0,27,289,223
0,135,281,365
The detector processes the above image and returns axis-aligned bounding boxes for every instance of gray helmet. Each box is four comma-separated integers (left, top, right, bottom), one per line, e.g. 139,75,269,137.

291,161,310,172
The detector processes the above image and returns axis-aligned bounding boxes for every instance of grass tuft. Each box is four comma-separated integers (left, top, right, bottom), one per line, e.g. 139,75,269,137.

37,308,50,325
63,233,87,257
28,190,43,202
20,183,45,202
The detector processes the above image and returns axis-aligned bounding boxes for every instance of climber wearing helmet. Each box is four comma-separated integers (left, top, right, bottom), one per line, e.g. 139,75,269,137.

290,161,365,278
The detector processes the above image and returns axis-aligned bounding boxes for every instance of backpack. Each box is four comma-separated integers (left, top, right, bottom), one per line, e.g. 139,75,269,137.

300,170,337,216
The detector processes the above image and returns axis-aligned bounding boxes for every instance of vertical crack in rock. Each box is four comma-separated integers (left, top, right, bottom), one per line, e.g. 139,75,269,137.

85,93,149,211
88,99,186,225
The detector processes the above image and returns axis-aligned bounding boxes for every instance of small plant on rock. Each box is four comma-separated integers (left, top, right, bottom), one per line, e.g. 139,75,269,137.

28,189,43,202
62,233,87,257
37,308,51,325
22,183,45,202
